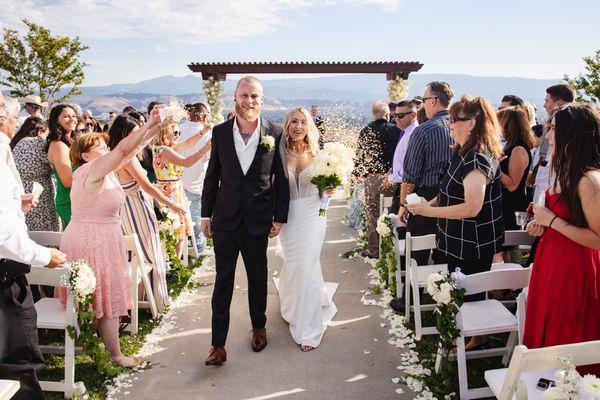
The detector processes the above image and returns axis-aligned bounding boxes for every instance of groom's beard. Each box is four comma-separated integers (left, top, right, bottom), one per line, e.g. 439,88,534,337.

235,102,260,121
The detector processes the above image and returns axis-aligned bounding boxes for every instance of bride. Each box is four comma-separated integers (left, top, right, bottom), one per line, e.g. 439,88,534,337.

275,107,338,352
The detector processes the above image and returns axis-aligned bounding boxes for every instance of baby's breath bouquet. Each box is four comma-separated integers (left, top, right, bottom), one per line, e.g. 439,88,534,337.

310,142,355,216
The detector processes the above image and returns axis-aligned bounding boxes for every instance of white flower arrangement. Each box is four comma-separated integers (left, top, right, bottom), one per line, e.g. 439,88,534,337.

63,259,96,304
387,76,410,103
426,271,455,305
203,76,224,125
541,356,600,400
262,135,275,151
159,208,182,233
376,213,393,237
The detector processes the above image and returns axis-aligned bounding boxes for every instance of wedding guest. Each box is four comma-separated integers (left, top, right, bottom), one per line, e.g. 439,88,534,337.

140,102,164,183
0,153,67,400
399,81,454,265
0,97,23,191
388,102,397,122
406,95,504,323
153,121,211,255
179,103,213,255
11,117,60,232
122,105,136,114
18,95,46,126
354,101,401,258
71,117,88,142
498,94,524,110
310,105,325,148
524,104,600,376
108,115,184,313
47,104,77,227
58,111,167,368
68,103,83,117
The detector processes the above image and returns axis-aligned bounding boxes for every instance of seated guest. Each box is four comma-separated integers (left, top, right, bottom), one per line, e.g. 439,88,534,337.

11,117,60,232
525,104,600,376
152,122,212,256
57,109,168,368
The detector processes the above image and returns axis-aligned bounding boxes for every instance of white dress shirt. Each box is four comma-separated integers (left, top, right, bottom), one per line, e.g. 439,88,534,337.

0,132,24,192
232,117,261,175
179,120,212,194
0,160,51,267
389,120,419,183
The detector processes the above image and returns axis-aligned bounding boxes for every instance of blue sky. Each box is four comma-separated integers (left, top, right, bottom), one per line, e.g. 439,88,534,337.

1,0,599,86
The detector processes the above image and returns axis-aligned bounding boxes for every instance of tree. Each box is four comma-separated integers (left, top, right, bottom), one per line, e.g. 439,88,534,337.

0,19,89,104
565,49,600,105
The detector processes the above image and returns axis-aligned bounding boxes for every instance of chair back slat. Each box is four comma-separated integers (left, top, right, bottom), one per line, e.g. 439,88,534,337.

407,233,437,253
28,231,63,248
503,230,535,247
455,267,532,295
26,266,70,287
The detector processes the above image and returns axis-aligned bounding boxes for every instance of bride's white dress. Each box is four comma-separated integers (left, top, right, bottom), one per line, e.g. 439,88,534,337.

274,167,338,348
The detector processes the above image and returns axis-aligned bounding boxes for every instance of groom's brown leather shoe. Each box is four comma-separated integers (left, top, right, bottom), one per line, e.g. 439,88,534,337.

205,346,227,365
251,328,267,352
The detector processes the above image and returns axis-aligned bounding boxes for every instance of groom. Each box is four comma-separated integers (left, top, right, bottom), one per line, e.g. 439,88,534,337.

201,76,289,365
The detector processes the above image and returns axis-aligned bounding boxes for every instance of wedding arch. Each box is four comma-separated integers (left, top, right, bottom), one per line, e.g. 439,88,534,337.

187,61,424,122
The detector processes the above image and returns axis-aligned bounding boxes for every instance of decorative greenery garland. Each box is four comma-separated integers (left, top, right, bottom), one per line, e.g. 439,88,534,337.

387,76,410,103
158,209,195,296
203,76,224,125
375,213,398,294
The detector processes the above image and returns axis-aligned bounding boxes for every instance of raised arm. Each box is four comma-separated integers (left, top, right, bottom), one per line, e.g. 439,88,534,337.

173,124,212,152
156,141,211,168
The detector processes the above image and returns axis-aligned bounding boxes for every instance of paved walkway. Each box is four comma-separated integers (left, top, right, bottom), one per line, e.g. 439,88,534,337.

115,197,411,400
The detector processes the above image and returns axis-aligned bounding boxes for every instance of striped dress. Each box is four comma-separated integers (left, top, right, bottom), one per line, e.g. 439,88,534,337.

120,180,169,313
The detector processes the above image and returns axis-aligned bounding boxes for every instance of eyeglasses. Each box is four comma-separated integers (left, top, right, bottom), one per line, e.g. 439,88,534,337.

395,111,414,119
422,96,438,103
91,143,109,152
449,116,472,123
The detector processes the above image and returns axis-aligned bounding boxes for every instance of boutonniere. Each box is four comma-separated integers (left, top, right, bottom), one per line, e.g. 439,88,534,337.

262,135,275,151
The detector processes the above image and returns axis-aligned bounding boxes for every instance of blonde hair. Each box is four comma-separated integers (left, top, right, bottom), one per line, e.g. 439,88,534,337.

70,132,109,167
523,102,537,127
154,122,177,147
236,75,262,90
283,107,319,156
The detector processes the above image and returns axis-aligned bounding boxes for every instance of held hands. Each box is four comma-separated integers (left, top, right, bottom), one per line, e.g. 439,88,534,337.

532,204,555,227
325,187,335,196
201,219,213,239
269,222,283,238
47,248,67,269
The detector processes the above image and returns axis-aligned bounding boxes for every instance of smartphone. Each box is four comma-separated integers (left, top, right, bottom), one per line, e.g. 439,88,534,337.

536,378,555,390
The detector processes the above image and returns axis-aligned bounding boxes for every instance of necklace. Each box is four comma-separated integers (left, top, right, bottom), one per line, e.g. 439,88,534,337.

286,147,309,158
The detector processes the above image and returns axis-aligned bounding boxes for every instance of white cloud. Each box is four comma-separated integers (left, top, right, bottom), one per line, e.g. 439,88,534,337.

0,0,402,44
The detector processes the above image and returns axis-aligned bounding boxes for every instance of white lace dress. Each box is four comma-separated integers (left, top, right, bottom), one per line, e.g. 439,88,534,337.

274,167,338,348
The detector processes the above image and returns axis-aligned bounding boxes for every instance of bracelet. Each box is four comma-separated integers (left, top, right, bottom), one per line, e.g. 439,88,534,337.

549,216,558,228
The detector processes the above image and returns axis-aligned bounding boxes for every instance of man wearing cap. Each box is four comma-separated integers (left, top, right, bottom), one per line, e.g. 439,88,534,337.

18,95,47,126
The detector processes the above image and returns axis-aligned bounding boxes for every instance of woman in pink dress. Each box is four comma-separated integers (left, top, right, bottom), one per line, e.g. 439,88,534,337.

58,108,168,367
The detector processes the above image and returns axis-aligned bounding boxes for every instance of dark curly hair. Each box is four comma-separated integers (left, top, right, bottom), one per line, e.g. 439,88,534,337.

46,104,76,151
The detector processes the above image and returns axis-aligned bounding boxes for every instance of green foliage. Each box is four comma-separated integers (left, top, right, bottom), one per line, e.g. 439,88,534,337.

0,19,88,103
565,49,600,104
160,230,198,297
310,174,343,190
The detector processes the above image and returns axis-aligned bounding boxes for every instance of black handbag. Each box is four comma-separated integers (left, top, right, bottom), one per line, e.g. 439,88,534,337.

0,258,31,283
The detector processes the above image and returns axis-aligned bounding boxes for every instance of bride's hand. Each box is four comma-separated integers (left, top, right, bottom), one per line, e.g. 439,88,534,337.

325,187,335,196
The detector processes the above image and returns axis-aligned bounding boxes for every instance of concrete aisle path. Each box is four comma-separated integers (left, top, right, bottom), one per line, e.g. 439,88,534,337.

115,197,411,400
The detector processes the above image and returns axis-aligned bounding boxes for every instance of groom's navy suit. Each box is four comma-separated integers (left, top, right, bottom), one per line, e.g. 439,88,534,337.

201,117,289,347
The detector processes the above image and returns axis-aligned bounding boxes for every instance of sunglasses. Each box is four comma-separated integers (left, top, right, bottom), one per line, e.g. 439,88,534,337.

173,130,180,136
395,111,414,119
449,116,472,123
422,96,438,103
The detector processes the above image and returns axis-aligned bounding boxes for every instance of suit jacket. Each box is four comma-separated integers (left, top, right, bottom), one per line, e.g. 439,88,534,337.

201,117,290,235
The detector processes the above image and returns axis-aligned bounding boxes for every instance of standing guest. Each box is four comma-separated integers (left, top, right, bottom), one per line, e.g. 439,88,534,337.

398,81,454,265
47,104,77,228
18,95,46,126
388,100,419,213
58,111,167,368
498,94,524,110
108,114,184,314
0,97,23,191
498,107,534,230
71,117,88,142
524,104,600,376
406,95,504,325
310,105,325,149
153,122,212,255
11,117,60,232
388,102,397,122
355,101,401,258
179,103,213,255
530,84,576,204
0,157,67,400
140,102,164,183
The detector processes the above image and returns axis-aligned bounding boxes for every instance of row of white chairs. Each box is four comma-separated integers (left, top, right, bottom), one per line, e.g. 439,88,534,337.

26,231,158,399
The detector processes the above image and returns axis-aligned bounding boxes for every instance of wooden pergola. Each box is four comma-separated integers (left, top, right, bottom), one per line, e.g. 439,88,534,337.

187,61,423,81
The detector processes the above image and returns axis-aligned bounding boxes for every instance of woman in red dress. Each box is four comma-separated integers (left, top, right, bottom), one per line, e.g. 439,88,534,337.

524,104,600,375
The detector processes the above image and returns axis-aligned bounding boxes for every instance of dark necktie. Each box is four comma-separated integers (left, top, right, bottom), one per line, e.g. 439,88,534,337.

240,132,252,145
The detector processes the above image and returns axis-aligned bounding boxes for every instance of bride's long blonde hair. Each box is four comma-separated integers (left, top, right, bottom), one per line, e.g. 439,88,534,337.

283,107,320,157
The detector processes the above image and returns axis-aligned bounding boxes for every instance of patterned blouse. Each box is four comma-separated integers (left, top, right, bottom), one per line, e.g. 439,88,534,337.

12,136,60,231
436,148,504,260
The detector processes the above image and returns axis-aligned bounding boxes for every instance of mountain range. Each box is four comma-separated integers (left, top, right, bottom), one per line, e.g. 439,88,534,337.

68,73,562,122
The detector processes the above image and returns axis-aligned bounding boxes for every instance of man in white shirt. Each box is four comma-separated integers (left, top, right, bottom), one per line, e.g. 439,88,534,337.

0,97,24,192
0,140,67,399
179,103,213,254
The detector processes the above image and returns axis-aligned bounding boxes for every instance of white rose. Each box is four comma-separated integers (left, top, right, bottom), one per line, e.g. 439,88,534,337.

581,374,600,397
434,285,452,305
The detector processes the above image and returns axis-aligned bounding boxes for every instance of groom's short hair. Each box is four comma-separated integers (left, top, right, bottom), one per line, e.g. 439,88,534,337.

236,75,262,90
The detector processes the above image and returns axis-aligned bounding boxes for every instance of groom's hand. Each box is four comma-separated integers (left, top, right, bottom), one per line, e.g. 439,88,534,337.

201,219,213,239
268,222,283,238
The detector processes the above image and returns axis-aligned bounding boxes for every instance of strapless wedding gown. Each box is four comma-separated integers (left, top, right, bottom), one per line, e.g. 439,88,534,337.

274,167,338,348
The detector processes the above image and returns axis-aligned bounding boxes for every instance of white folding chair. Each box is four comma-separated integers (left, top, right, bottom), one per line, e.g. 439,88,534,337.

24,257,75,399
503,230,535,249
403,232,448,339
485,340,600,400
123,234,158,334
379,194,393,217
439,267,533,399
0,380,20,400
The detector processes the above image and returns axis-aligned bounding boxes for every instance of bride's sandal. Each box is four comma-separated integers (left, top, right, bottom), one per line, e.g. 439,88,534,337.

300,345,317,352
110,355,146,368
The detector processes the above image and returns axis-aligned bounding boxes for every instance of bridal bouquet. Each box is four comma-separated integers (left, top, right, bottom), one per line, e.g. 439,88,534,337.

63,259,96,304
310,142,355,216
